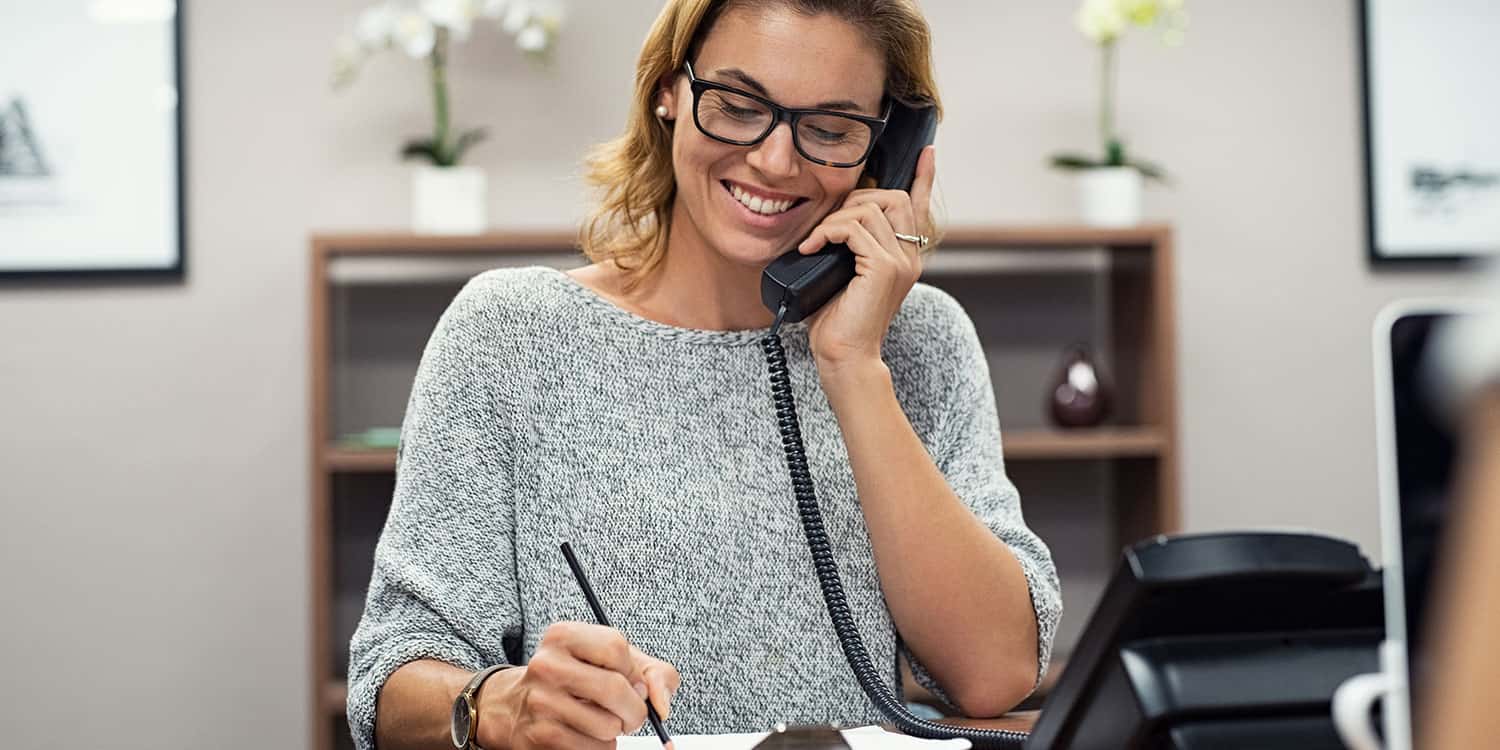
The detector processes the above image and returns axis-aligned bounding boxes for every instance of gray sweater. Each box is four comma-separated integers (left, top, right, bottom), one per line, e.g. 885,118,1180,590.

346,266,1061,749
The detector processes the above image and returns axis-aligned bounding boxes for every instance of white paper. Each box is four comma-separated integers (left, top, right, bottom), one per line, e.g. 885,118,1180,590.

617,725,972,750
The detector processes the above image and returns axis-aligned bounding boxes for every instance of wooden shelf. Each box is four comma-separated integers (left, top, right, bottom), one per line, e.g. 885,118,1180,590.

1002,428,1166,460
325,447,399,472
322,680,347,715
939,223,1169,248
324,427,1162,473
313,230,578,255
309,223,1170,255
309,225,1178,750
309,224,1168,286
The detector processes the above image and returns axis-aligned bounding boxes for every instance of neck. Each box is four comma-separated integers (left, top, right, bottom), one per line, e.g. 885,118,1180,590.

621,204,777,331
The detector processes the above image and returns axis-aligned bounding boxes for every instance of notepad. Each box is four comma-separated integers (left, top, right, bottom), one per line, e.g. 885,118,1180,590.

616,725,972,750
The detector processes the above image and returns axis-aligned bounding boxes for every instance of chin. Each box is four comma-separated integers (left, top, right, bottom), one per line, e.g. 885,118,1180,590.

712,229,796,270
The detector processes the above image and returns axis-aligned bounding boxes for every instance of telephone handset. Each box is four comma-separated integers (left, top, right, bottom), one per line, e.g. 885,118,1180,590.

755,103,1027,749
760,100,939,327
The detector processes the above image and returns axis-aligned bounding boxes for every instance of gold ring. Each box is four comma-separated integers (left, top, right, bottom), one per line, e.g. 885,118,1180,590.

894,232,930,250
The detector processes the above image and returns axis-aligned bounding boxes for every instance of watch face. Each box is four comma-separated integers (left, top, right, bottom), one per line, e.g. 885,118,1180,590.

451,696,472,748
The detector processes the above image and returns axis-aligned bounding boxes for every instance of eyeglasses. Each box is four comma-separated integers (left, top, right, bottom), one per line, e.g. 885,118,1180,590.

683,61,890,169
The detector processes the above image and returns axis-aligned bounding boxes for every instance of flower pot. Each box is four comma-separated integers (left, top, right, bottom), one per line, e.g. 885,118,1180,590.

412,165,486,235
1075,167,1143,227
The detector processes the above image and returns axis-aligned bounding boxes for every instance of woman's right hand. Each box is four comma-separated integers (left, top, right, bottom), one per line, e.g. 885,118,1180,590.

480,621,676,750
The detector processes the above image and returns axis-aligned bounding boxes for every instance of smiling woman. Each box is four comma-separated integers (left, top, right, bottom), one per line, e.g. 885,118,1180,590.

580,0,944,304
345,3,1060,750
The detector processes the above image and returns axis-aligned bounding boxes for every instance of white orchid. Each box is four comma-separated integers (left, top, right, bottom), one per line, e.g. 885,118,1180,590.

1075,0,1188,46
421,0,478,40
500,1,531,33
1054,0,1185,181
355,2,399,47
337,0,560,68
392,9,436,58
1120,0,1159,25
516,24,548,53
332,0,565,166
478,0,509,19
1076,0,1125,44
332,34,366,87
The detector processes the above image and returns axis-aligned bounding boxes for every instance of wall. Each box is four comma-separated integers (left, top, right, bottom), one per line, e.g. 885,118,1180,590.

0,1,1481,747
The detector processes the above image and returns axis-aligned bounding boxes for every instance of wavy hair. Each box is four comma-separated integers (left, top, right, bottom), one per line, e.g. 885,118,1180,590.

579,0,943,290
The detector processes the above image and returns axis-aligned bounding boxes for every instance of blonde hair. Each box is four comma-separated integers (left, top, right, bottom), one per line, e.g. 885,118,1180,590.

579,0,944,290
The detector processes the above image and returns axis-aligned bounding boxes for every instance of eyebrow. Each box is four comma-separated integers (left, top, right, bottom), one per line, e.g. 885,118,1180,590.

712,67,872,114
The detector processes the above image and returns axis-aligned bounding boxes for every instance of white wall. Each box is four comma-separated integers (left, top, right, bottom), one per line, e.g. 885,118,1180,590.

0,1,1482,747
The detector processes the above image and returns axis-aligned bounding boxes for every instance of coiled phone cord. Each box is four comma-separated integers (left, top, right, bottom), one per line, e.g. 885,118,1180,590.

762,308,1028,750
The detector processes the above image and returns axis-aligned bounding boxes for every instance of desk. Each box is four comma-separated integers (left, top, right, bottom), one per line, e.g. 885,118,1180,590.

940,713,1039,734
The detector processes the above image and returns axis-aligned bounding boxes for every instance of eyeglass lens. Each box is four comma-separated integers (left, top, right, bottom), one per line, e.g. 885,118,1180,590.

696,88,875,166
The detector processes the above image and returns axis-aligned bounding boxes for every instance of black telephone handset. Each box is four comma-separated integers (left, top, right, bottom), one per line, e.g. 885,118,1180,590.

755,103,1026,748
760,101,939,327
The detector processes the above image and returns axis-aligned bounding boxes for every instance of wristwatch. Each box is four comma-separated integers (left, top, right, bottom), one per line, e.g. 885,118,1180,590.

450,664,514,749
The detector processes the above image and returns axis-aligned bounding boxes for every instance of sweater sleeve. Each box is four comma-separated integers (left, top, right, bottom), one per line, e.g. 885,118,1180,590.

346,275,524,750
898,294,1063,709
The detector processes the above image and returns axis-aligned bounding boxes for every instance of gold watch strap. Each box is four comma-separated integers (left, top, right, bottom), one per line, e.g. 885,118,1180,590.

461,664,515,750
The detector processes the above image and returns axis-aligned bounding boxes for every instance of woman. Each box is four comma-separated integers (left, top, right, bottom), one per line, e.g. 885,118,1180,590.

347,2,1061,749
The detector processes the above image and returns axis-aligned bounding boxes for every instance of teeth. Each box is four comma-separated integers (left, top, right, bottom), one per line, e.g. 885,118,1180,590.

728,183,795,215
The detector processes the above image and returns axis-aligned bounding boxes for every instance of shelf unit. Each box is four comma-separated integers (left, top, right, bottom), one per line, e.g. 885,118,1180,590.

308,225,1178,750
323,427,1168,472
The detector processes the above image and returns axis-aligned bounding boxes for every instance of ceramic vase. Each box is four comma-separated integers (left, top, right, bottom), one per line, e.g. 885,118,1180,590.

412,165,486,235
1076,167,1142,227
1048,345,1113,428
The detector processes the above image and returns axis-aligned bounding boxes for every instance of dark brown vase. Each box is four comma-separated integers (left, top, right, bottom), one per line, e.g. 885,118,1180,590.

1047,344,1112,428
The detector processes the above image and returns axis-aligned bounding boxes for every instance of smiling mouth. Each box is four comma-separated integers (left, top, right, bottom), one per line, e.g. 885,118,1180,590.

722,180,808,216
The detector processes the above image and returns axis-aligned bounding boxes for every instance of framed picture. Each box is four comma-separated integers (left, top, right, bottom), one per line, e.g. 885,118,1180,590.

0,1,185,279
1359,0,1500,264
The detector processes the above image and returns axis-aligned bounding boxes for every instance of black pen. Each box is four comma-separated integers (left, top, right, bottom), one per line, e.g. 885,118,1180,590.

560,542,674,750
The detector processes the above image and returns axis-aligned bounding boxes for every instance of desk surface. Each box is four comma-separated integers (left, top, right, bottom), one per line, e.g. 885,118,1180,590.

941,713,1039,734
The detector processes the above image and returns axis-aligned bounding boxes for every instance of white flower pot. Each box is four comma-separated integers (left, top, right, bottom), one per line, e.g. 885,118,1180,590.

412,165,487,235
1075,167,1143,227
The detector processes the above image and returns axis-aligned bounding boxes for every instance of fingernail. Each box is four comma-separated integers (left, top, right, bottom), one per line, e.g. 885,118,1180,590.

634,681,648,699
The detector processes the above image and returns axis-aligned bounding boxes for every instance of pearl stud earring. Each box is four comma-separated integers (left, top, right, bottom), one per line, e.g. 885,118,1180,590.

655,105,669,118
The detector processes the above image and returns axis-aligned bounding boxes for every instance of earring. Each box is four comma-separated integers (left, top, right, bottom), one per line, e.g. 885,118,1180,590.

655,105,669,118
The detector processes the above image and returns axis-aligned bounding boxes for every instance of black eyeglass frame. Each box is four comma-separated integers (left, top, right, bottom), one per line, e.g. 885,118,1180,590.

682,60,891,168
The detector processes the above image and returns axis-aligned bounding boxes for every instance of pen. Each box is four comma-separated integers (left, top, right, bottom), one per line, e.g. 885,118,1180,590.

560,542,674,750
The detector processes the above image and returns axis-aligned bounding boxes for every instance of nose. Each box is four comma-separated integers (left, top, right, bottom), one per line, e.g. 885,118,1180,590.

745,122,800,180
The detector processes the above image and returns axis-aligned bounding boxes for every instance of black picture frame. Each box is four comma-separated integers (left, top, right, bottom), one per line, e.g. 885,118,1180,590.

0,3,186,282
1358,0,1499,267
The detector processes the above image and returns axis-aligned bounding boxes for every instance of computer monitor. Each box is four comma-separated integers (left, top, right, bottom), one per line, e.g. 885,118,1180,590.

1372,301,1480,750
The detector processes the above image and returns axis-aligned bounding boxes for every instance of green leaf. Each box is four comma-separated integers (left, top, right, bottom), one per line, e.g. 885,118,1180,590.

1128,158,1171,184
1050,153,1104,170
450,127,489,164
401,138,443,166
1105,139,1126,167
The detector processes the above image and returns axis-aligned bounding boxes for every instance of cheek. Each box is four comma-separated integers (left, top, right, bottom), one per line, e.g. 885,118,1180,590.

671,129,722,190
815,170,862,209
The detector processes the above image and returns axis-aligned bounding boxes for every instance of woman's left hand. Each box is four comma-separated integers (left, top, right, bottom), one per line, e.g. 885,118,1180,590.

797,145,936,374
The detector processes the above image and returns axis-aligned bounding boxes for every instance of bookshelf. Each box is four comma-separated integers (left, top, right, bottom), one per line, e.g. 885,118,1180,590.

308,225,1178,750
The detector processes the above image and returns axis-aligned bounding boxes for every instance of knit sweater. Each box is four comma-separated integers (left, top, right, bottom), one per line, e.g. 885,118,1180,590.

345,266,1062,750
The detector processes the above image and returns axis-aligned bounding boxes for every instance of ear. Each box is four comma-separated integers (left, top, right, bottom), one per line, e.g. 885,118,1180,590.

655,75,679,119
